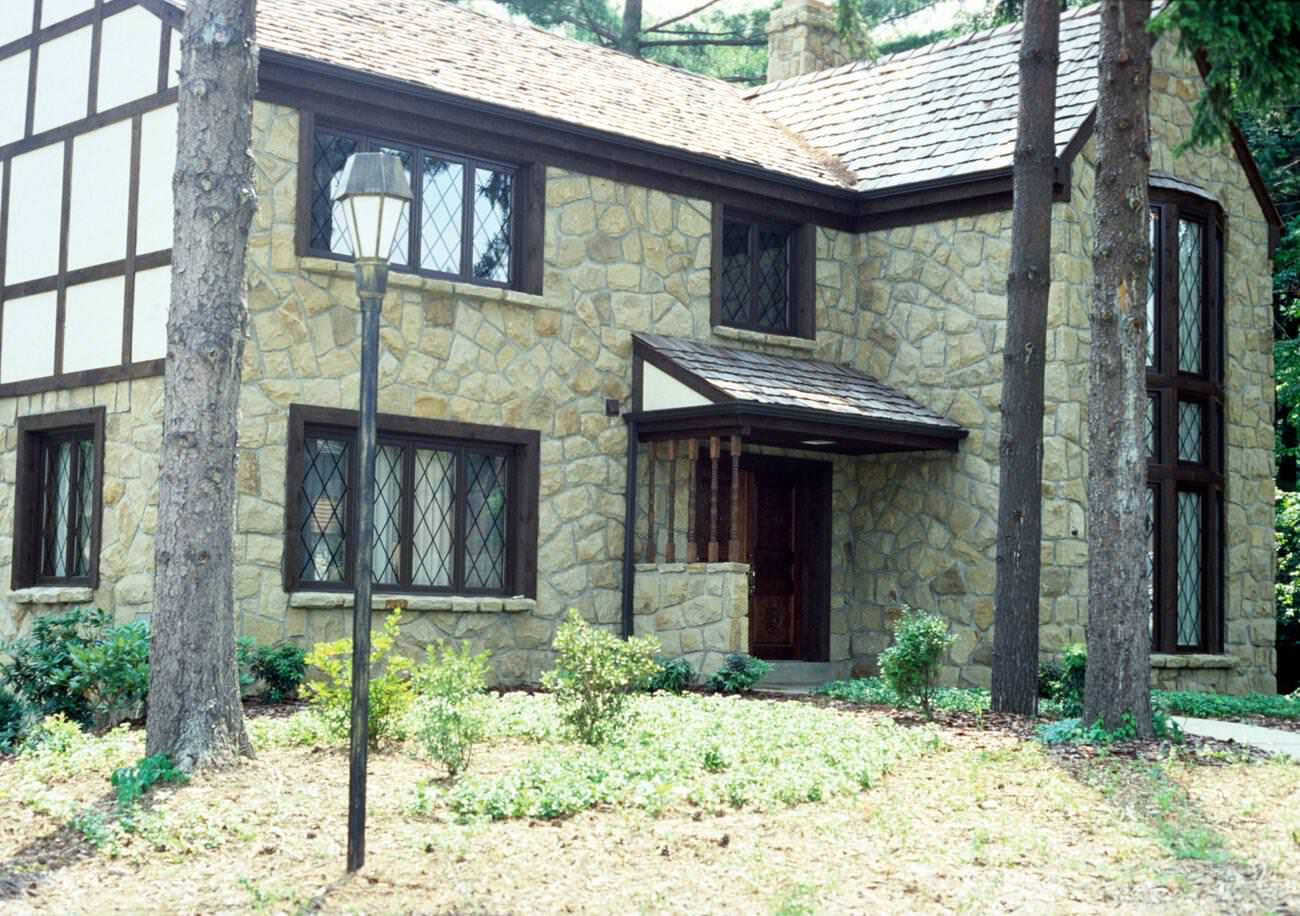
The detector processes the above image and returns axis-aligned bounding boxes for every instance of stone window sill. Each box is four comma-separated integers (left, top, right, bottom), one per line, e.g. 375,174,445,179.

10,586,95,605
1150,653,1236,670
711,325,817,351
288,591,534,613
635,562,749,574
299,256,554,311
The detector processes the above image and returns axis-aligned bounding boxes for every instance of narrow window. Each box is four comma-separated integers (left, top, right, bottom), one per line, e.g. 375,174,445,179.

718,216,795,335
13,408,105,589
286,408,538,598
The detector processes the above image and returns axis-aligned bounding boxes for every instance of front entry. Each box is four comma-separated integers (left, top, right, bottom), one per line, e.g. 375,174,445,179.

746,469,800,659
693,452,831,662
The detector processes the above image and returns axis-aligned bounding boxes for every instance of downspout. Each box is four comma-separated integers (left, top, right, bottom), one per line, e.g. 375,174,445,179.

620,418,640,638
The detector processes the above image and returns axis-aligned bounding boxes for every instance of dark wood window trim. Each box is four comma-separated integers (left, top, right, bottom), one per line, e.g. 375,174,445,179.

284,404,539,599
12,406,106,590
297,113,546,295
1147,189,1225,654
709,204,815,340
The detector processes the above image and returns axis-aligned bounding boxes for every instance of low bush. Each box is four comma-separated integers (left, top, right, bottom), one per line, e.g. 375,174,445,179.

1155,690,1300,721
1,686,30,753
541,609,660,744
249,643,307,703
410,641,490,777
705,654,772,694
813,677,990,714
236,637,258,694
647,657,695,693
878,607,954,719
2,607,114,724
69,620,150,725
1037,711,1183,746
1039,643,1087,716
111,754,188,809
303,609,413,747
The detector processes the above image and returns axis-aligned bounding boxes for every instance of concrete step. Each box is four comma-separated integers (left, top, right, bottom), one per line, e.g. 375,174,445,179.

761,660,834,689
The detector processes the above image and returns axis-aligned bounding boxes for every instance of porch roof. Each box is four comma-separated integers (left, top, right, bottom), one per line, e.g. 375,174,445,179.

628,334,967,455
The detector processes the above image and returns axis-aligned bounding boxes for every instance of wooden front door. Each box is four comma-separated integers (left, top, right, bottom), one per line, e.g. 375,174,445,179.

746,469,800,659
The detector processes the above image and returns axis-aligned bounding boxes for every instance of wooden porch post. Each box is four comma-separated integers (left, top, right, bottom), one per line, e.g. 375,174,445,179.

708,435,720,562
729,435,741,562
644,441,657,563
665,440,677,562
687,438,698,562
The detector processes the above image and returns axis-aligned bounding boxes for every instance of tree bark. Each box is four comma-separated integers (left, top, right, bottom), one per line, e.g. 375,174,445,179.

619,0,644,55
1083,0,1154,737
146,0,258,770
992,0,1059,716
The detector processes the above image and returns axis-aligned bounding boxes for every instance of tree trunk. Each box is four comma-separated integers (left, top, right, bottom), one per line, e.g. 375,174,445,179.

146,0,258,771
619,0,643,56
1083,0,1154,737
992,0,1059,716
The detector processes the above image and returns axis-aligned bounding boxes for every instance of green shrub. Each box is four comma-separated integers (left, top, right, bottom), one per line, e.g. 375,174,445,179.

68,620,150,725
878,607,955,719
813,677,990,714
250,643,307,703
1039,643,1086,716
410,641,490,777
705,654,772,694
18,712,87,758
1,607,113,724
0,686,30,753
647,657,695,693
236,637,258,694
1155,690,1300,721
1275,490,1300,693
541,609,660,744
303,609,413,747
1037,711,1183,746
111,754,188,809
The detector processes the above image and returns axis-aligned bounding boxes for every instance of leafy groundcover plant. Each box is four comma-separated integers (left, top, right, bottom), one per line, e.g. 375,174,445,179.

705,654,772,694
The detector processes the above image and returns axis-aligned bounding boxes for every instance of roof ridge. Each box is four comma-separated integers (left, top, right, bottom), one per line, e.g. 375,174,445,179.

749,0,1102,99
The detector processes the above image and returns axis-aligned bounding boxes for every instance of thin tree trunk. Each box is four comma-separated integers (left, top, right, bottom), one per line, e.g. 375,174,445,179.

992,0,1059,716
1083,0,1154,737
146,0,258,770
619,0,644,56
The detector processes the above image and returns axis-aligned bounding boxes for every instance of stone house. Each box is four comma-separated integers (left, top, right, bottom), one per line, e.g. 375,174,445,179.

0,0,1282,693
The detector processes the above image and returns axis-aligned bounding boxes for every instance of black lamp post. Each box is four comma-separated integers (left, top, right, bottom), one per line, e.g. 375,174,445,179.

332,151,412,874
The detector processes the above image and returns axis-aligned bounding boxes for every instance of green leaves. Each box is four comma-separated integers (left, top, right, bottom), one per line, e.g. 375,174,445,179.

704,654,772,694
410,641,491,777
878,606,955,719
302,609,414,747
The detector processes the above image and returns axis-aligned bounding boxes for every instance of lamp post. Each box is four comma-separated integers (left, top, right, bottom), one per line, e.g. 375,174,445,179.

332,152,412,874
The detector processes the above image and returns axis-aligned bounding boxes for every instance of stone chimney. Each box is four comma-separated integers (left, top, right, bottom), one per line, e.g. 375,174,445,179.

765,0,850,83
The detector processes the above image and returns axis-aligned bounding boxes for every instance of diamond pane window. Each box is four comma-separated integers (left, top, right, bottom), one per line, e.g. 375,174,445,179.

464,453,508,591
309,128,516,286
412,449,455,587
1147,395,1158,460
472,167,513,284
1177,219,1203,373
1148,208,1160,367
1147,486,1156,636
36,434,96,580
718,216,795,335
292,413,533,596
421,157,464,275
1178,400,1203,463
310,131,358,256
372,445,403,584
1176,490,1202,647
299,436,350,584
15,413,103,589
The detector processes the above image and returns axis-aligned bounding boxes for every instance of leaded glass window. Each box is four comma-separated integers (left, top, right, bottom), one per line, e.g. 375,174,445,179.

718,216,794,335
14,409,104,589
309,126,516,286
1146,191,1223,654
291,411,534,597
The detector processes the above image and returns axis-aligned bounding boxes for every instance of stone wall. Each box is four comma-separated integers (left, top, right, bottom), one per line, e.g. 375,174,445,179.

632,562,748,676
765,0,852,84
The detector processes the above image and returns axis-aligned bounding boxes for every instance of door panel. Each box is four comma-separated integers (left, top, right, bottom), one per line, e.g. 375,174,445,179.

747,470,799,659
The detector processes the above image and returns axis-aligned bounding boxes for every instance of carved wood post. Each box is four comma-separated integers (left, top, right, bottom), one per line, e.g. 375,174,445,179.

644,441,657,563
729,435,741,562
687,438,698,562
708,435,721,562
665,440,677,562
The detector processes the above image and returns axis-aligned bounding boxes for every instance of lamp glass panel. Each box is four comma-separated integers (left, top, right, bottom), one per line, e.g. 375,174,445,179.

344,196,382,259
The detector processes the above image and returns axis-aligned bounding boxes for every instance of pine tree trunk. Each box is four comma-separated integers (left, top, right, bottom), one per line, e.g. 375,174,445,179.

146,0,258,771
619,0,643,56
992,0,1059,716
1083,0,1154,737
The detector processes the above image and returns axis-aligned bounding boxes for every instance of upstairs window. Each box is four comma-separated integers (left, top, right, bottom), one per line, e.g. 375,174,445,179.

285,406,539,598
712,208,815,339
1146,191,1224,654
307,126,519,287
12,408,105,589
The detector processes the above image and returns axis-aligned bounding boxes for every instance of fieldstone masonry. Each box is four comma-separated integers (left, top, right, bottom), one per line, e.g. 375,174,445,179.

0,34,1276,694
766,0,852,84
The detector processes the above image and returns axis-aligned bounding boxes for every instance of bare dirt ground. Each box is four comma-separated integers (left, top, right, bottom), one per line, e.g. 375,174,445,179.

2,702,1298,915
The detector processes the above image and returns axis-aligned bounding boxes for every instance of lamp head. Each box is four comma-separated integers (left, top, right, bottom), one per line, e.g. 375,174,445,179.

333,152,413,262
